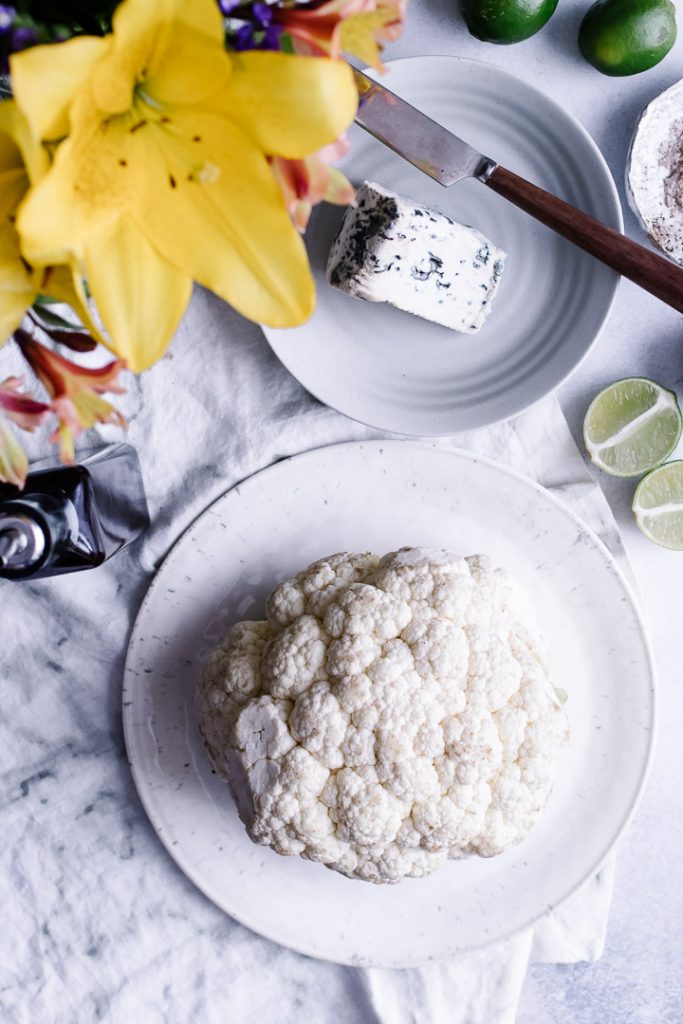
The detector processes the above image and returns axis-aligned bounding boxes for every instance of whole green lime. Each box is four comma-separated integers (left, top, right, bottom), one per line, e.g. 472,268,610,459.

459,0,559,43
579,0,677,76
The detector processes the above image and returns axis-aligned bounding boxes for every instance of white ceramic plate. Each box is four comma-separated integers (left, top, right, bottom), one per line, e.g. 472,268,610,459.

262,56,622,435
123,442,654,967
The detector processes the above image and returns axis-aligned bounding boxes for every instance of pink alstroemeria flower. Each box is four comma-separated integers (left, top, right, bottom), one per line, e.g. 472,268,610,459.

0,376,51,487
272,134,355,231
14,330,127,464
274,0,407,71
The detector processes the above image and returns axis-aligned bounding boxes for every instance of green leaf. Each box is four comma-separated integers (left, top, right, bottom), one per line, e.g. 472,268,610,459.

279,32,295,55
32,302,82,330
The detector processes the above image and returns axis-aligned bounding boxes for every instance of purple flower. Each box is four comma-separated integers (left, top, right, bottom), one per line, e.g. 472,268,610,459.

262,23,284,48
219,0,241,12
0,5,15,35
233,15,283,51
234,22,256,49
11,25,38,51
253,2,273,25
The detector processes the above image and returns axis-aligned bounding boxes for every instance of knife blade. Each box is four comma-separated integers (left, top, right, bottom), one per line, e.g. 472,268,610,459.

352,67,495,187
351,67,683,314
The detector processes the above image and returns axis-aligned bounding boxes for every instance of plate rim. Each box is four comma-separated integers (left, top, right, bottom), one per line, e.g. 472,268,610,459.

263,53,624,437
123,440,656,967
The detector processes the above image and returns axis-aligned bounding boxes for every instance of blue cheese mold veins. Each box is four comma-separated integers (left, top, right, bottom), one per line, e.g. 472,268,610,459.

326,181,507,333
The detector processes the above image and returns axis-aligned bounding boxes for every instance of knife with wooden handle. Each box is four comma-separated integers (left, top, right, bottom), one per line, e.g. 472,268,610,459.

352,67,683,314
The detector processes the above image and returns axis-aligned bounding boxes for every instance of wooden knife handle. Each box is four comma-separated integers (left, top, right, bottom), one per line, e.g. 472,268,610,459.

485,164,683,315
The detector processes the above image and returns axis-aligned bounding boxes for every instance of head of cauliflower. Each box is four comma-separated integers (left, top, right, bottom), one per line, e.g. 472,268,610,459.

197,548,569,884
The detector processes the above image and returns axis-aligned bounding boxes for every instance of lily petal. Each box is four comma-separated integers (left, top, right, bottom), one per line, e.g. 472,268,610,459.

375,0,407,43
0,100,49,185
14,329,126,399
37,263,107,346
113,0,225,50
10,36,110,143
278,0,405,69
93,0,227,113
225,51,357,160
325,166,356,206
0,166,35,343
271,157,316,232
0,114,24,175
272,150,356,232
83,215,192,372
131,113,315,326
142,27,232,108
275,0,368,58
0,416,28,487
50,390,126,464
340,8,403,70
0,104,46,342
16,92,141,266
0,376,50,430
14,330,127,463
0,264,35,346
272,152,334,232
318,133,352,165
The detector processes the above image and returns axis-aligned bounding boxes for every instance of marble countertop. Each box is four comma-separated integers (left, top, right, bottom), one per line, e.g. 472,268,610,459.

2,4,682,1022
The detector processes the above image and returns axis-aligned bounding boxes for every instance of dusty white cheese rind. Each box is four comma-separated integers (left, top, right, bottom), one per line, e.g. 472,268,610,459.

627,78,683,266
326,180,507,333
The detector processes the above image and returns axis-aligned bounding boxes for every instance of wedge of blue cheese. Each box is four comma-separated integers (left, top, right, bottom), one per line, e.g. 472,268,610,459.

326,181,507,333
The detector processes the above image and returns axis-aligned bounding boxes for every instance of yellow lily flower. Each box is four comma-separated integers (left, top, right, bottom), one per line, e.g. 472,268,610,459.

13,0,358,373
0,101,43,344
0,98,103,346
0,100,122,484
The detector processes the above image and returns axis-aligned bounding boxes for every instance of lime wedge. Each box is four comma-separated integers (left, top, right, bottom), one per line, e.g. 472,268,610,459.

584,378,682,477
633,461,683,549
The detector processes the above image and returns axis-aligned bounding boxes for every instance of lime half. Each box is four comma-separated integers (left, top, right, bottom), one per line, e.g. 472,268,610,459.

633,461,683,549
584,377,682,477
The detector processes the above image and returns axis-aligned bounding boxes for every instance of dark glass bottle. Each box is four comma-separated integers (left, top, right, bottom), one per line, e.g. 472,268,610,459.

0,443,150,580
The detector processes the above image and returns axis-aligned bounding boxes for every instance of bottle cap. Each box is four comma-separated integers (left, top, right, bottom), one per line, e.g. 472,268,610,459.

0,513,46,572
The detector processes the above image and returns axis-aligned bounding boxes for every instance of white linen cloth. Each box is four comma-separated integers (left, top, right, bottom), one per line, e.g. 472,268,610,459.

1,289,630,1024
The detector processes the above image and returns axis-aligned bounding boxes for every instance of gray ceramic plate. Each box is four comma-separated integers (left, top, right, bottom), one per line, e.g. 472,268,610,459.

263,56,622,435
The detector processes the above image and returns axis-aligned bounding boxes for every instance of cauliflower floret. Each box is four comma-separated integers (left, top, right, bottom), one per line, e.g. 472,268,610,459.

290,681,349,769
331,766,406,846
324,584,411,641
403,617,469,682
373,547,474,623
201,620,269,710
267,552,381,627
198,547,569,884
262,615,328,699
196,620,270,770
234,697,295,767
412,786,489,852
